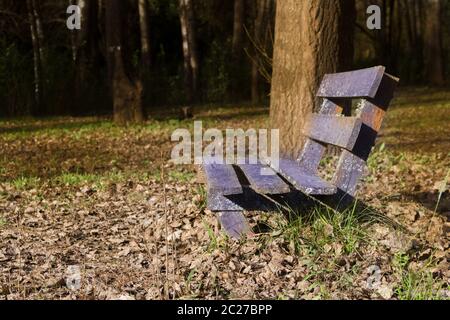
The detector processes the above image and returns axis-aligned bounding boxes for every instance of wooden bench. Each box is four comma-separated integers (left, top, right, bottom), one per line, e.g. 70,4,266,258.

202,66,399,238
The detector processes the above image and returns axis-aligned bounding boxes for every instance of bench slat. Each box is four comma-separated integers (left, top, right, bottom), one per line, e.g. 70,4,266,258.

317,66,385,98
333,150,367,196
297,99,343,173
218,211,250,239
332,73,399,196
271,159,337,195
303,114,362,150
238,163,290,194
203,162,243,196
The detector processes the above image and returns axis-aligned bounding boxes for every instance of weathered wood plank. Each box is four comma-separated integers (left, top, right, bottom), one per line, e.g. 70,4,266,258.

217,211,250,239
238,163,290,194
332,150,367,197
207,192,244,211
317,66,385,98
333,72,399,196
297,99,343,173
303,114,362,150
270,159,337,195
203,162,243,196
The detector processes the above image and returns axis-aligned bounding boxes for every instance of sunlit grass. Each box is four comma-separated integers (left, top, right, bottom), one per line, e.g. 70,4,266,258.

11,176,41,190
264,203,370,257
393,252,449,300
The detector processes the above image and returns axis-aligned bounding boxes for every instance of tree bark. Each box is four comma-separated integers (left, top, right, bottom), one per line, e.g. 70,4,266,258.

232,0,244,59
27,0,44,116
251,0,269,105
424,0,444,85
338,0,355,72
33,0,46,65
138,0,151,69
270,0,347,158
106,0,144,125
179,0,199,104
70,0,102,114
230,0,245,101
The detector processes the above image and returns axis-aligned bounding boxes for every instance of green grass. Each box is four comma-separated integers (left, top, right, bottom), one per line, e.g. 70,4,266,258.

270,203,368,256
0,216,7,228
393,252,448,300
203,219,219,252
167,169,195,182
194,185,207,212
54,172,103,186
11,176,41,190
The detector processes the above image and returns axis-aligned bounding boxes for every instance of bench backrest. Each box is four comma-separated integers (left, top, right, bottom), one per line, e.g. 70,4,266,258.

298,66,399,198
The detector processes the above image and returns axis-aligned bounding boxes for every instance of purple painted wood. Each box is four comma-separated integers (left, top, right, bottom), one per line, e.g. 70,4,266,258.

332,150,367,196
203,159,244,211
333,73,399,196
218,211,250,239
203,162,243,196
238,163,290,194
207,192,244,211
271,158,337,195
303,114,362,150
317,66,385,98
297,99,343,173
202,67,399,216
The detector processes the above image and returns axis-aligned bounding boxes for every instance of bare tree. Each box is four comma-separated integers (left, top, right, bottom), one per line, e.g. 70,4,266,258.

424,0,445,85
138,0,151,68
338,0,356,72
229,0,245,100
179,0,199,104
105,0,144,124
27,0,44,115
251,0,271,104
70,0,102,112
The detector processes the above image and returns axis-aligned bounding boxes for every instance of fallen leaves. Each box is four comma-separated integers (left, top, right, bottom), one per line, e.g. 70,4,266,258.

0,114,449,300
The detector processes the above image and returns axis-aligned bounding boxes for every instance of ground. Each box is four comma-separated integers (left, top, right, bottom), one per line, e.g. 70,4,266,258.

0,88,449,300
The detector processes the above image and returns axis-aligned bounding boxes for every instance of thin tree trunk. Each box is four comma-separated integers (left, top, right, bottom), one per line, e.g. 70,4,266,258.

270,1,346,157
33,0,46,65
337,0,355,117
71,0,102,115
338,0,355,72
138,0,151,68
424,0,444,85
230,0,245,101
251,0,268,105
179,0,199,104
232,0,244,58
106,0,144,124
27,0,43,116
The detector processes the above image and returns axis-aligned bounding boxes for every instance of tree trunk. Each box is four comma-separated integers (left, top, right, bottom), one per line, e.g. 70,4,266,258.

270,0,346,158
230,0,245,101
424,0,444,85
106,0,144,125
251,0,269,105
138,0,151,68
27,0,44,116
71,0,102,114
338,0,355,72
33,0,46,62
179,0,199,104
337,0,356,116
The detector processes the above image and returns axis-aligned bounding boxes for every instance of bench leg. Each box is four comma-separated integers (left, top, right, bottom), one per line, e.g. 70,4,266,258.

216,211,250,239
